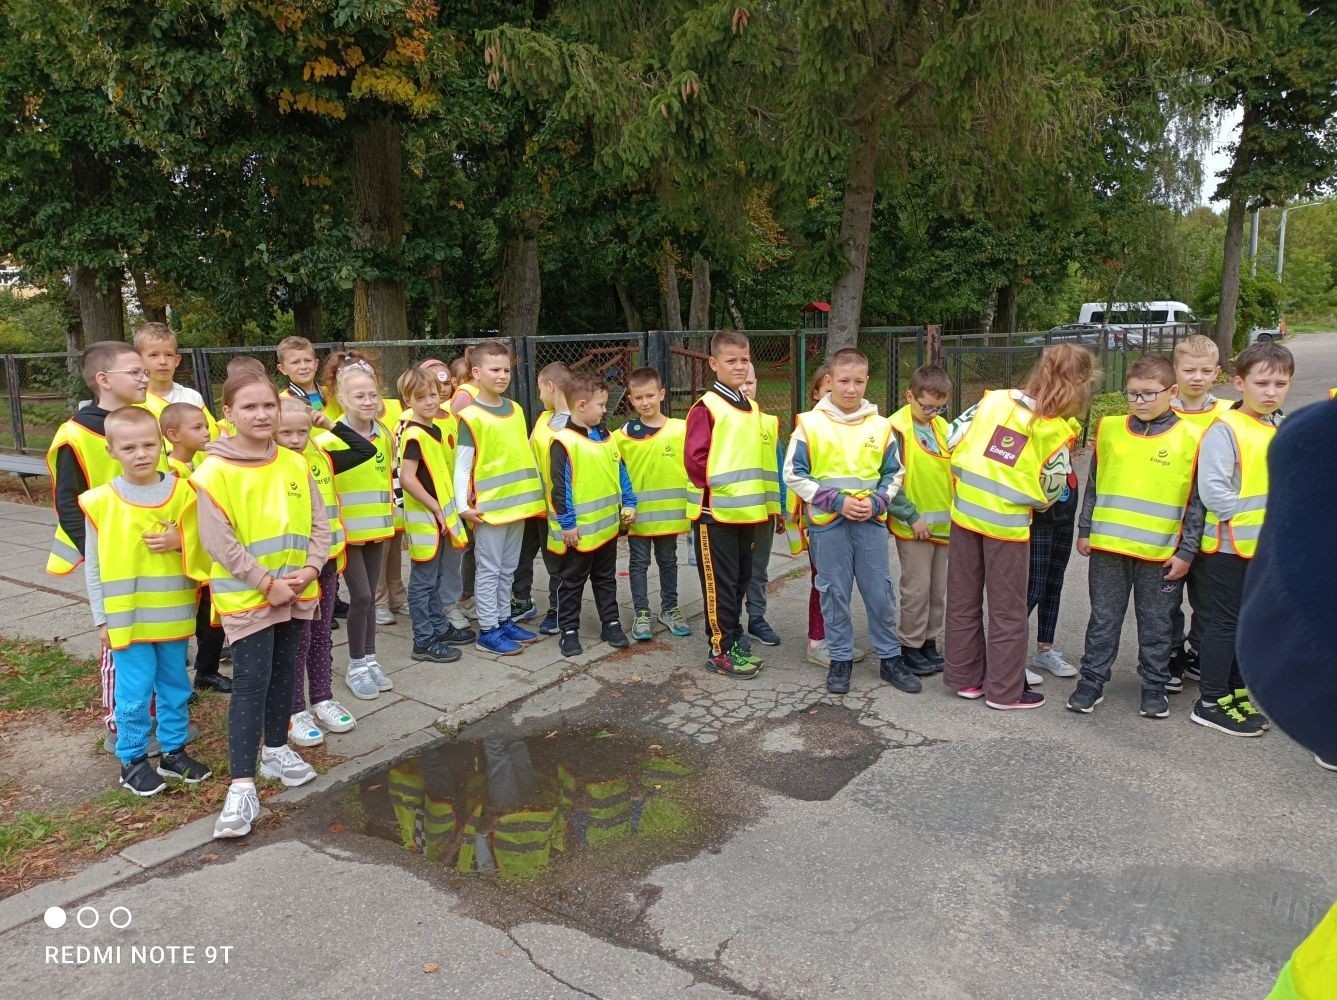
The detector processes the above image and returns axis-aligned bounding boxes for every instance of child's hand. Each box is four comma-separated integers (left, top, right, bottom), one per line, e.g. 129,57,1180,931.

461,509,482,524
433,510,448,534
843,496,873,522
268,578,297,606
772,513,785,535
280,568,317,594
562,527,580,547
142,523,182,553
1076,538,1091,557
99,626,110,652
1163,555,1191,581
311,411,335,431
620,507,636,526
911,518,932,541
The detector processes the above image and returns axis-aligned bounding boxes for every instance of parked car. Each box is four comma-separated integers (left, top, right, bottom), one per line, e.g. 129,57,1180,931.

1247,326,1285,345
1024,324,1135,349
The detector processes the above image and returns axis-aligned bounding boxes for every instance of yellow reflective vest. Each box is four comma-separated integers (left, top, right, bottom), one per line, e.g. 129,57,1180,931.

139,389,220,440
300,441,345,567
1088,416,1204,562
1202,408,1275,559
531,409,565,551
190,448,321,615
759,411,783,516
77,477,198,650
460,400,546,524
398,421,467,561
1270,902,1337,998
692,392,770,525
318,421,394,544
585,776,632,846
615,419,698,537
547,428,622,555
45,420,122,574
492,805,557,879
795,407,893,528
950,390,1077,542
1171,397,1231,430
888,405,953,544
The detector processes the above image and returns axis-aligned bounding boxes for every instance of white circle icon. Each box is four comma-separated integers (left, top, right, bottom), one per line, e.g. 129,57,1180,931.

109,906,132,929
43,907,66,929
75,906,99,929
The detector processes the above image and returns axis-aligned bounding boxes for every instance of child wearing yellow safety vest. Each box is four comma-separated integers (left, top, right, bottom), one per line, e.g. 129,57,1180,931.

738,363,787,651
135,323,220,438
515,361,572,634
943,344,1091,710
396,367,470,666
887,365,953,678
81,406,213,797
783,348,924,696
276,398,375,748
1187,340,1293,738
617,367,696,642
549,373,636,658
47,340,153,748
1066,355,1206,720
192,370,330,839
454,340,547,656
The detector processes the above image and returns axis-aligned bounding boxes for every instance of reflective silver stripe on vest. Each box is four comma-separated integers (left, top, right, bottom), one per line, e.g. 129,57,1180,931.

951,467,1037,508
710,491,770,509
104,603,198,629
709,467,768,488
920,511,951,524
49,537,81,563
475,468,539,492
573,493,621,515
1088,520,1178,550
343,514,393,531
476,487,545,512
636,487,691,502
582,510,620,537
1231,523,1263,541
102,575,196,599
822,476,879,490
635,508,687,524
325,502,340,518
339,489,391,505
247,534,310,559
1234,495,1267,514
1094,494,1187,521
953,495,1031,529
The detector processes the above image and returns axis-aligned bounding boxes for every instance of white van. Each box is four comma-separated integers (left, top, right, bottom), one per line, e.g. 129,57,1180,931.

1078,301,1195,326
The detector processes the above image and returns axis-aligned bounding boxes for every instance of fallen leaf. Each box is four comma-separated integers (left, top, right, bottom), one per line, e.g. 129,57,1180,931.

648,744,662,751
629,674,643,682
496,949,512,958
545,731,559,739
422,962,439,974
366,784,381,792
198,853,219,863
1056,907,1065,915
329,822,348,834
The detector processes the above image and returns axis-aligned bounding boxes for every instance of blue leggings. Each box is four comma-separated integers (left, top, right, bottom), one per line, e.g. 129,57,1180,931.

112,639,191,765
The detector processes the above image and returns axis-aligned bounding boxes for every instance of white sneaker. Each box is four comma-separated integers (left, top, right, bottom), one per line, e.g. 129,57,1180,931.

1025,668,1044,686
1032,649,1078,678
375,608,396,625
345,662,380,700
806,639,831,667
364,655,393,692
311,699,356,733
446,605,469,629
213,783,260,839
259,745,317,787
288,710,324,747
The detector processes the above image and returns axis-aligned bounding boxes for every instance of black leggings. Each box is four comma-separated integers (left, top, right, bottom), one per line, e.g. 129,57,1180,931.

343,541,384,660
228,619,305,777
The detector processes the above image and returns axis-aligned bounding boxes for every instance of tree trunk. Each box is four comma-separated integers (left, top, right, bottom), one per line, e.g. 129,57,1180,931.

658,246,683,330
688,253,711,329
130,267,167,323
71,265,124,342
351,115,408,342
725,292,745,330
430,268,450,339
499,212,541,340
979,286,998,340
827,92,881,353
293,293,323,341
613,281,641,332
996,283,1019,337
1215,101,1257,360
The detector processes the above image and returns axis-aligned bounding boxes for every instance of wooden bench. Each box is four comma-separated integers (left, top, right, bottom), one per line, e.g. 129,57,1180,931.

0,452,48,502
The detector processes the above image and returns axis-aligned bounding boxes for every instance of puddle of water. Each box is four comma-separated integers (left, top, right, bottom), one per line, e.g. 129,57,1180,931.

325,724,714,883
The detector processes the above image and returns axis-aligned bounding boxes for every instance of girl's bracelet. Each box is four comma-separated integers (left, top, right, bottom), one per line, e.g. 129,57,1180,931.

262,575,274,596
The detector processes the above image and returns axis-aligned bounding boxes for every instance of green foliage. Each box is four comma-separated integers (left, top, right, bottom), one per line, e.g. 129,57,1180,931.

0,292,72,352
1196,264,1282,343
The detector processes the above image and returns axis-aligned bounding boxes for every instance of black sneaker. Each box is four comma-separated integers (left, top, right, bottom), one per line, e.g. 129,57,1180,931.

826,659,853,694
879,656,922,693
1066,681,1105,714
921,640,945,667
331,617,340,631
433,625,477,646
1183,646,1201,682
412,641,462,663
194,672,233,694
747,617,782,646
120,757,166,797
510,599,537,623
1315,753,1337,772
157,749,213,784
705,651,759,679
1139,689,1170,719
1190,696,1262,737
735,632,754,656
601,622,630,649
1232,689,1270,731
902,645,941,676
559,630,583,658
219,642,232,662
333,597,350,619
538,609,560,636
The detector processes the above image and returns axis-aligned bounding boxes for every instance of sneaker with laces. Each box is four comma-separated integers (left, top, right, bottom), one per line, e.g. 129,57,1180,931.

1183,646,1201,681
659,607,692,637
375,608,396,625
288,710,325,747
806,639,832,667
1232,688,1270,731
500,619,539,644
1139,689,1170,719
213,783,261,839
736,632,754,656
510,599,538,622
826,659,853,694
538,609,560,635
157,749,213,783
559,630,583,658
987,687,1046,710
902,646,940,676
707,651,759,678
632,609,654,641
434,625,477,645
1025,668,1045,686
364,656,393,691
1190,695,1262,737
119,757,167,797
747,617,782,646
1167,646,1188,692
412,641,462,663
1066,681,1105,714
259,745,317,787
311,699,356,733
921,640,945,667
345,661,380,701
477,626,522,656
445,605,470,629
730,642,763,669
601,621,630,648
880,656,922,693
1031,649,1078,678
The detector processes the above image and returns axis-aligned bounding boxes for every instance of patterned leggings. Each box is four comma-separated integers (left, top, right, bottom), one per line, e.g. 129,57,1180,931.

293,560,339,713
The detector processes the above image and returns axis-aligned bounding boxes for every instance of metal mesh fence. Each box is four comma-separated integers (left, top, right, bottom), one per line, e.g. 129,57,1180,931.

523,333,646,423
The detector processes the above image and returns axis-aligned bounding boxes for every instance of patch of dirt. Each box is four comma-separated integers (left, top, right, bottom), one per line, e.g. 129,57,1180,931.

0,715,109,813
0,473,50,507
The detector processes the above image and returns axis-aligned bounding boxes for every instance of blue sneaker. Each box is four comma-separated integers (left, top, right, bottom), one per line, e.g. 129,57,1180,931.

538,609,560,635
510,599,539,623
500,619,539,644
476,626,522,656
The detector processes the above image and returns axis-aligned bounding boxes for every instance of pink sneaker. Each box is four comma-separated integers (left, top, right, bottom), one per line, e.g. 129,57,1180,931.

956,686,985,700
986,689,1046,710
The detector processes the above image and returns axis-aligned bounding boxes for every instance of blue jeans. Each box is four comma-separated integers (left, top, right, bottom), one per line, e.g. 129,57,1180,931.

409,543,464,646
112,639,191,764
809,519,901,662
628,534,680,612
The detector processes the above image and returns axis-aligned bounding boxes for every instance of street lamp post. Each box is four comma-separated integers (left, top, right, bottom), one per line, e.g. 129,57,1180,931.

1277,201,1323,282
